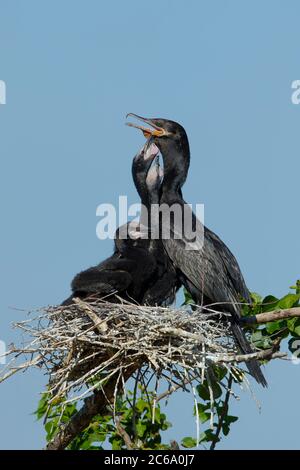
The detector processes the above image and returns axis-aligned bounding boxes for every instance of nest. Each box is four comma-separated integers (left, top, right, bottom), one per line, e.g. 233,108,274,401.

1,298,253,409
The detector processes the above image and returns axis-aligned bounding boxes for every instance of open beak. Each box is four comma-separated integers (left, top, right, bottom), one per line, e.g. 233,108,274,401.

126,113,167,138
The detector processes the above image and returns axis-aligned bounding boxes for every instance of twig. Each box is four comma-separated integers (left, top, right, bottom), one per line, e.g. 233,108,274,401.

115,416,134,450
73,298,108,333
212,350,286,363
241,307,300,325
155,373,198,403
132,368,140,440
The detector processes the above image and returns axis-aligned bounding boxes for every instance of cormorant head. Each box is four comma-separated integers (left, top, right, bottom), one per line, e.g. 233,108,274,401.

127,114,190,191
126,113,189,159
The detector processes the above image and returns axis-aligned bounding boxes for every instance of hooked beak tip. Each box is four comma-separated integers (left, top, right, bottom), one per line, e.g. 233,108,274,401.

126,113,167,138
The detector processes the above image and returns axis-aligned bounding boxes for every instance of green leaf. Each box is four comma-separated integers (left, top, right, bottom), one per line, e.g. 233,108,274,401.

45,421,53,434
199,411,210,424
153,407,162,424
80,440,93,450
261,295,279,312
136,422,147,438
210,382,223,399
197,382,222,400
277,294,300,309
212,364,228,381
196,402,209,412
251,330,263,342
250,327,274,349
45,420,58,441
161,421,171,431
254,338,273,349
88,432,106,443
199,429,218,443
182,288,195,306
110,437,123,450
34,393,50,420
181,437,197,448
135,398,148,413
290,280,300,295
292,326,300,337
225,415,238,424
196,384,210,401
250,292,263,304
222,424,230,436
265,320,285,334
287,318,300,336
63,403,77,418
195,404,210,423
221,416,238,437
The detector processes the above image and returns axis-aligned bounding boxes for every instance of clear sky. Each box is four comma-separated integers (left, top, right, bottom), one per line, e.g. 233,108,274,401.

0,0,299,449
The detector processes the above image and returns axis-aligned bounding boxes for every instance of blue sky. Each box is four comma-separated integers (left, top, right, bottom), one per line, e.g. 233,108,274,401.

0,0,299,449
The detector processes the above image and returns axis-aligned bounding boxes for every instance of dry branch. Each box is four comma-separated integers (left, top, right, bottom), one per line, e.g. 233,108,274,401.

241,307,300,325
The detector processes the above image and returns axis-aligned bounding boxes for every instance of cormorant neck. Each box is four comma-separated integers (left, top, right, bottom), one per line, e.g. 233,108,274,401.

160,139,190,202
132,157,158,233
132,165,151,234
132,167,149,208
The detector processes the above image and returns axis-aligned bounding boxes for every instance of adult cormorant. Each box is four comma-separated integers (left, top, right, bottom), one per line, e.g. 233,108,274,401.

127,114,267,387
62,142,179,306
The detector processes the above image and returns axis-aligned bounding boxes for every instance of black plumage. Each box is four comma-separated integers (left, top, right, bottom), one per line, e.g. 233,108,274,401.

127,114,267,387
62,142,179,306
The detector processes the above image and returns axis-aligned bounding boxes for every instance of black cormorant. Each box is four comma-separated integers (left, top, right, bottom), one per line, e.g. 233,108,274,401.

62,142,179,306
127,113,267,387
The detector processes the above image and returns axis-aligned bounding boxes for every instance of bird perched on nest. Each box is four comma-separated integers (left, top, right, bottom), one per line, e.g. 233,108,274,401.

127,113,267,387
62,141,179,306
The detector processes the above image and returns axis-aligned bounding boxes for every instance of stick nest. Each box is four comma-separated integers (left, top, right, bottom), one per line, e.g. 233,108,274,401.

1,298,252,406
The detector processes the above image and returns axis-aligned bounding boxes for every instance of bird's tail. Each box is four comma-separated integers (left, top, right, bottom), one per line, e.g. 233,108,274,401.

231,322,267,387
